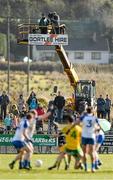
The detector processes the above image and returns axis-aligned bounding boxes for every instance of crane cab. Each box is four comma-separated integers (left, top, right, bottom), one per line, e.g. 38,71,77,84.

17,24,68,46
75,80,96,114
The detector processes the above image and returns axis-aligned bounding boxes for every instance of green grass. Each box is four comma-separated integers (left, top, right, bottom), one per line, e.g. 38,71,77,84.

0,154,113,179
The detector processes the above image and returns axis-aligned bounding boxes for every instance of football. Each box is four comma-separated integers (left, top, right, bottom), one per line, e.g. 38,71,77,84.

35,159,43,167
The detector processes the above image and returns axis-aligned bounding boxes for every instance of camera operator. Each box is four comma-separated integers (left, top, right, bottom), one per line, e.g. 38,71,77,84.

39,13,49,34
48,12,60,34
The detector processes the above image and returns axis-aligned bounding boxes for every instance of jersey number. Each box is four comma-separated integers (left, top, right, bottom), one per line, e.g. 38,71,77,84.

71,131,76,139
87,120,92,128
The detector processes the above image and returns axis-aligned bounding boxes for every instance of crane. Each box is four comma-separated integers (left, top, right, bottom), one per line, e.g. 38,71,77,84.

55,45,79,87
17,23,96,113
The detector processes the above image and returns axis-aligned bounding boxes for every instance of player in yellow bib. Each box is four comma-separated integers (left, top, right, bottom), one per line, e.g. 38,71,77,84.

62,115,83,169
48,115,83,170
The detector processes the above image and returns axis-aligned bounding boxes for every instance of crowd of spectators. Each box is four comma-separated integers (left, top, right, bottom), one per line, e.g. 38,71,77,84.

0,91,46,134
0,90,112,135
0,90,66,135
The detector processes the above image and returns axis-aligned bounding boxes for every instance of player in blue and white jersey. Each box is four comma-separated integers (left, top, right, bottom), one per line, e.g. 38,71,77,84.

80,107,99,172
22,110,37,169
95,127,105,169
9,113,34,170
22,109,52,169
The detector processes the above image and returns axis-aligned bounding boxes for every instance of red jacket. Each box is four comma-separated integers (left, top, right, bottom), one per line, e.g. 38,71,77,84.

36,107,45,116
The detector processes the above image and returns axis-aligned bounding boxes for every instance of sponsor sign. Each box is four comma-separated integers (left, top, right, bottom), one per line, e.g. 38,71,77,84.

0,134,57,147
99,134,113,154
28,34,68,45
102,135,113,147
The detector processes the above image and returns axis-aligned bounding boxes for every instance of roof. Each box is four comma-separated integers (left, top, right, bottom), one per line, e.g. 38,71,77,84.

36,37,109,51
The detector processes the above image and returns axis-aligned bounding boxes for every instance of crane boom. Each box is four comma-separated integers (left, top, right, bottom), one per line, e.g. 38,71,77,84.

55,45,79,88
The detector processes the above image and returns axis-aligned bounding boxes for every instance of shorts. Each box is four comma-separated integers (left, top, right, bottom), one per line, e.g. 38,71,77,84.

96,135,105,144
65,148,83,157
82,137,95,145
12,141,25,150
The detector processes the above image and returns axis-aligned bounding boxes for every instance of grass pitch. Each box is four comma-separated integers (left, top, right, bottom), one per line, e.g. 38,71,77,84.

0,154,113,180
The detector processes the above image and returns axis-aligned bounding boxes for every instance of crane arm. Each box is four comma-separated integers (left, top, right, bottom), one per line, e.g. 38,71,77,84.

55,45,79,88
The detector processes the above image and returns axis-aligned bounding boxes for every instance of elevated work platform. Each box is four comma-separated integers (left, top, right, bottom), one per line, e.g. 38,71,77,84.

17,24,68,45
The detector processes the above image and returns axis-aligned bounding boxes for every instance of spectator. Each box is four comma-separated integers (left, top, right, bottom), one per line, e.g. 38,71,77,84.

35,104,45,134
27,91,38,110
105,95,111,121
0,115,4,134
12,115,20,132
0,91,10,119
36,104,45,116
29,98,38,110
97,95,105,118
17,94,25,113
10,104,19,116
20,105,27,118
0,115,3,126
36,118,44,134
4,113,12,134
39,13,49,34
54,91,65,123
47,102,56,134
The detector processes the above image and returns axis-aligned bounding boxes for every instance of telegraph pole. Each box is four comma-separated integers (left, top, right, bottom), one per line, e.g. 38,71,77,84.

7,0,10,95
27,15,30,96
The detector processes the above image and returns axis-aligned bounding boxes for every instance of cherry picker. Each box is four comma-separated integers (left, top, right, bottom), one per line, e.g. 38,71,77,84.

17,23,96,113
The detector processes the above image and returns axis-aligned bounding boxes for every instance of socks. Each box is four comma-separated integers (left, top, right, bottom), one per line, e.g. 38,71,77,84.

24,160,29,168
19,161,24,168
92,163,95,170
95,160,98,167
84,163,87,171
98,160,101,164
64,157,68,166
28,161,31,167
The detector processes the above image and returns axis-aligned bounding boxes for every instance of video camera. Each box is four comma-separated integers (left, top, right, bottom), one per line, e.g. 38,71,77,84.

48,12,54,20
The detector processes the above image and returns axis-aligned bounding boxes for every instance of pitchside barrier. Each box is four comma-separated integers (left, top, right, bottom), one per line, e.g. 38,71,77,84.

99,130,113,154
0,132,113,154
0,134,58,154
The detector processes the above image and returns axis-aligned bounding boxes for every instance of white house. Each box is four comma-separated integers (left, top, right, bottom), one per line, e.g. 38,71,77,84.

32,36,110,64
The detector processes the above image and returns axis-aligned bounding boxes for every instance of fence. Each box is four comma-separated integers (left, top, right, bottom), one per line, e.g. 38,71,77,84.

0,132,113,154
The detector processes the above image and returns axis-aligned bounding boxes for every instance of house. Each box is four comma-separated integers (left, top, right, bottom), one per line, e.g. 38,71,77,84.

32,36,109,64
0,54,5,62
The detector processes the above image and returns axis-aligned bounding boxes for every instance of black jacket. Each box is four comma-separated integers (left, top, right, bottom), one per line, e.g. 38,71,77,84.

54,96,65,109
97,98,105,111
0,95,9,106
